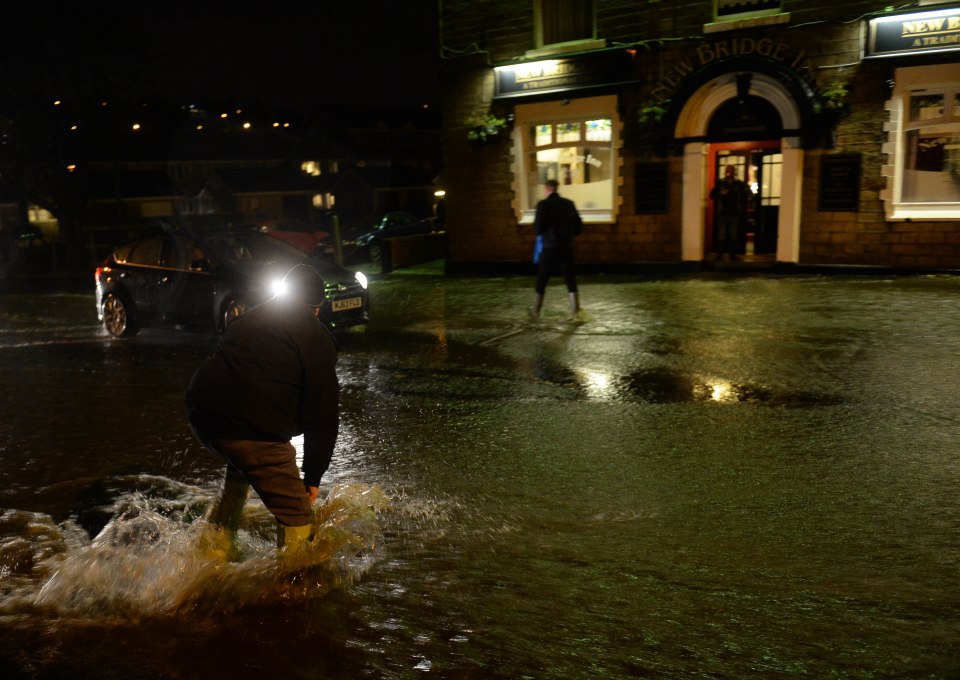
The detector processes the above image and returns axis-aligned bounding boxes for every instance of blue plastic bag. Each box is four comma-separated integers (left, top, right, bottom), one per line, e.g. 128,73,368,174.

532,234,543,264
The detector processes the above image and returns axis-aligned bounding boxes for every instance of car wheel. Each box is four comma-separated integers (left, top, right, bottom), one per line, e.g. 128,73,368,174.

221,299,246,331
102,293,137,337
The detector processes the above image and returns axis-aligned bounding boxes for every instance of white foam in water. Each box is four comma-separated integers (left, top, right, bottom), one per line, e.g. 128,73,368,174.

1,482,390,620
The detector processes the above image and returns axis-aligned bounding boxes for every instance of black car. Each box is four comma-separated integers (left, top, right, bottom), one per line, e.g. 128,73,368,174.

94,222,369,338
342,211,439,263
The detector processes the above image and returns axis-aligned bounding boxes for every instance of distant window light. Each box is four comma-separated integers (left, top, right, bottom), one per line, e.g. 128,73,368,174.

243,122,252,130
66,164,76,172
70,124,78,131
196,124,204,131
220,113,228,119
302,161,321,177
131,123,141,131
29,206,54,222
312,192,335,208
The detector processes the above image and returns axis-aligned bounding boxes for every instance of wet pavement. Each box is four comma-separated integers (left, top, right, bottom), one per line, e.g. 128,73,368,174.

0,265,958,678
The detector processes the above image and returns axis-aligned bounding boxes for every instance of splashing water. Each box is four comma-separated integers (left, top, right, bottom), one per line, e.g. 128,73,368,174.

1,482,390,622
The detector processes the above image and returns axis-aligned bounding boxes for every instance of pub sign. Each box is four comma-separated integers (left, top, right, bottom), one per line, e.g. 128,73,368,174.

867,7,960,58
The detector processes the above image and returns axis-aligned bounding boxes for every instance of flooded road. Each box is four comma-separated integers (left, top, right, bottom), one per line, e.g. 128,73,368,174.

1,270,958,678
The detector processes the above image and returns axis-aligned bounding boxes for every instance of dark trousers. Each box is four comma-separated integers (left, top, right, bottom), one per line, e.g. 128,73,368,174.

190,424,312,527
535,245,578,295
715,215,740,257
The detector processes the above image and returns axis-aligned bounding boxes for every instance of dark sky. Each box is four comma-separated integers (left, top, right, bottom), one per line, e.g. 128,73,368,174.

17,2,440,113
146,3,441,110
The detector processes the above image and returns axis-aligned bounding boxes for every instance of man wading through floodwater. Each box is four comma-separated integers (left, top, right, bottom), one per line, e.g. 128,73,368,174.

186,263,340,558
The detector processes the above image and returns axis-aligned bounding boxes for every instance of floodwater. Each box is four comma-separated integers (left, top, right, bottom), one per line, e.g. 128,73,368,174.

0,270,958,679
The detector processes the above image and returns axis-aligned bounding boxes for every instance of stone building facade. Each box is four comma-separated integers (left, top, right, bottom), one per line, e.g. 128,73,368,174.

437,0,960,273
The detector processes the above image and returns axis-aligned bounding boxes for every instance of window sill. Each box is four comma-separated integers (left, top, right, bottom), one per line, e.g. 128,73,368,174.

703,12,790,34
525,39,608,59
889,204,960,220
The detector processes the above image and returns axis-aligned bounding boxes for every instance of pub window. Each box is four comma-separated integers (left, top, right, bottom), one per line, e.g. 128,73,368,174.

537,0,594,47
714,0,782,21
884,64,960,219
514,95,620,224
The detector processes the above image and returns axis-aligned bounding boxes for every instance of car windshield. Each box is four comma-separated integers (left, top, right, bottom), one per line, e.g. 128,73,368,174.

201,229,307,265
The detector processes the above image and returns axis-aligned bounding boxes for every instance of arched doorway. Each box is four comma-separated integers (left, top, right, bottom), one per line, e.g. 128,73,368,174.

674,71,805,266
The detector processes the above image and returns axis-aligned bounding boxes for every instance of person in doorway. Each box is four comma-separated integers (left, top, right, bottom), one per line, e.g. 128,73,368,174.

185,263,340,557
710,165,750,261
530,178,584,319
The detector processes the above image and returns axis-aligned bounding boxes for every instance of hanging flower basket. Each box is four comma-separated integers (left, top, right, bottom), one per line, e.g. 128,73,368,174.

467,114,508,143
820,84,850,118
637,100,668,128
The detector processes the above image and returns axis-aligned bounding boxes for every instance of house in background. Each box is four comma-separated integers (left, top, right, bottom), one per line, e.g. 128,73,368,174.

0,103,441,270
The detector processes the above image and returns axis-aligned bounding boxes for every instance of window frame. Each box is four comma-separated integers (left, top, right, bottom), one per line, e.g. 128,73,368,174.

512,94,621,224
883,64,960,220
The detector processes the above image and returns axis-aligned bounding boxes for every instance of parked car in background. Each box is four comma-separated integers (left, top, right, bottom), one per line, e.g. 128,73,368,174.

94,220,369,338
256,218,332,256
341,211,439,263
17,225,48,249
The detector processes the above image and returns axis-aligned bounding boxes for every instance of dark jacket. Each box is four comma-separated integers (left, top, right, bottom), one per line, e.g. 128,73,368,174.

185,296,339,487
710,178,749,218
534,192,583,249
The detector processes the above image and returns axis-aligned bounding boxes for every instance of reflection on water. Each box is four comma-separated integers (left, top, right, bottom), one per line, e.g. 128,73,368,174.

620,368,845,406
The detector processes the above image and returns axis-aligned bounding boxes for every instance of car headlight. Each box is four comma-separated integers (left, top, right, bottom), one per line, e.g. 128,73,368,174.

270,278,288,297
355,271,368,290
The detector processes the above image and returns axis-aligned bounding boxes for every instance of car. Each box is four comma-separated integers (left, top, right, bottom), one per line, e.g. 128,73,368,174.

17,224,48,249
94,220,369,338
256,218,332,256
341,211,439,263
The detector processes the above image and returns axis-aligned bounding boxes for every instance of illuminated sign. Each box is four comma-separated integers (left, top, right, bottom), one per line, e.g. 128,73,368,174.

867,7,960,58
494,49,635,99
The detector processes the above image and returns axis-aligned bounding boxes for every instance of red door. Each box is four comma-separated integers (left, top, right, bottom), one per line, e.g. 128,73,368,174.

706,141,780,257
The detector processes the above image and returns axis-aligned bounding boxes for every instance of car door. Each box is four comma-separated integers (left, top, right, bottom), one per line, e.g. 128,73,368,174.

155,236,220,330
118,236,166,321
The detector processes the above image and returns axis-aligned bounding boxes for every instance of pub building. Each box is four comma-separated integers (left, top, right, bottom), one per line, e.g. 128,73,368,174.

436,0,960,273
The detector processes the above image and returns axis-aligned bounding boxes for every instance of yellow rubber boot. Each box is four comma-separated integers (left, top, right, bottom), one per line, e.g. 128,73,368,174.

199,468,250,561
276,523,312,551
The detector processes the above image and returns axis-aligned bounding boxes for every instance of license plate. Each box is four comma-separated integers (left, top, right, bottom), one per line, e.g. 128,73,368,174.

332,297,362,312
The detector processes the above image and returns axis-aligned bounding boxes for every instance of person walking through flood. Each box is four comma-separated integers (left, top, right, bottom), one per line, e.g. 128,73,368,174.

529,178,584,319
185,263,340,557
